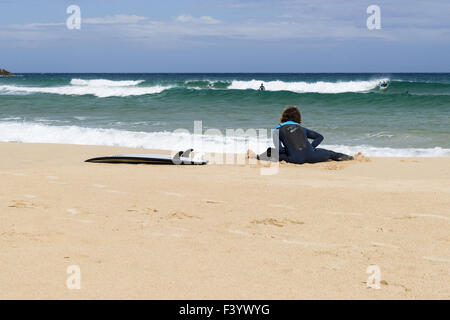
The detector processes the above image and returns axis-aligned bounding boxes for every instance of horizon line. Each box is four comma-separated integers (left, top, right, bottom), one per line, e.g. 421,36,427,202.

5,71,450,74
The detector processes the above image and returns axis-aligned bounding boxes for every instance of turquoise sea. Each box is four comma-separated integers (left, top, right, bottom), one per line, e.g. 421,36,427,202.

1,73,449,156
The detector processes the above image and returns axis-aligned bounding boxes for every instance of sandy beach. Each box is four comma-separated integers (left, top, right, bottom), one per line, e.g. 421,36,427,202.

0,141,449,299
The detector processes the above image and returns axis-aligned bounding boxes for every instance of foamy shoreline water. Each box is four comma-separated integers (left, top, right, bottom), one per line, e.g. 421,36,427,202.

1,121,449,157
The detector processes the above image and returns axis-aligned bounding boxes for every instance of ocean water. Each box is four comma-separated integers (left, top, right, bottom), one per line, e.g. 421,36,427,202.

1,73,449,157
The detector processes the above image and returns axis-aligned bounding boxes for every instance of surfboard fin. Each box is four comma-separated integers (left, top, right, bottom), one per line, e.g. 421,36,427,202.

181,148,193,158
172,148,195,164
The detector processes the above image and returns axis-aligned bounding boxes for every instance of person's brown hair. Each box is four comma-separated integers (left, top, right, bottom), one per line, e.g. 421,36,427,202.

280,105,301,123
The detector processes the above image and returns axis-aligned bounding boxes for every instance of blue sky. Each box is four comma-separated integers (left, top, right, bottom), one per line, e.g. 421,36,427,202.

1,0,450,72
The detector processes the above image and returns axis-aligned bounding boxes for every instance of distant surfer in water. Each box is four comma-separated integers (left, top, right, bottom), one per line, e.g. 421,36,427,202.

247,106,354,164
259,83,265,91
380,81,388,88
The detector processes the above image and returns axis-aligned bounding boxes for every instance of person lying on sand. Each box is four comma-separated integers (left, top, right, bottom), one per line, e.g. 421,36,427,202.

247,105,354,164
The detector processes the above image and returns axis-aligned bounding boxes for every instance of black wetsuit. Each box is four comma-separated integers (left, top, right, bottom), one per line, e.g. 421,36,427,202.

257,121,352,164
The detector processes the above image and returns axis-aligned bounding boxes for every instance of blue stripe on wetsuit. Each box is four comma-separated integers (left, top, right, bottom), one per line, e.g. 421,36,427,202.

273,120,301,131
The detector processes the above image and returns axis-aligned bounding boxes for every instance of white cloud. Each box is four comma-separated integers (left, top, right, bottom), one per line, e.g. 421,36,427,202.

277,14,294,19
8,22,64,30
84,14,147,25
175,14,221,24
2,4,450,47
3,14,147,33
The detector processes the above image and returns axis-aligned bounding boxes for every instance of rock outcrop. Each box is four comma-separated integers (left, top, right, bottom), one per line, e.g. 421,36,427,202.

0,69,15,76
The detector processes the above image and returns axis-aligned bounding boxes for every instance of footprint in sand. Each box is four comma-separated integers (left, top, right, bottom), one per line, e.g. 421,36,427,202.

127,207,159,215
228,229,252,237
251,218,284,227
66,208,94,216
228,228,351,250
393,215,416,220
315,250,340,257
162,191,184,198
148,232,183,238
227,229,348,249
394,214,450,221
327,211,365,217
370,241,400,249
423,256,450,263
105,189,127,194
251,218,304,227
270,204,295,211
165,212,202,220
46,176,67,184
8,200,37,209
204,199,225,204
67,218,93,224
136,220,149,228
92,184,107,189
325,163,345,170
410,214,450,221
47,176,66,184
282,239,348,248
0,172,26,177
1,230,46,243
66,208,80,215
361,279,390,288
48,181,67,185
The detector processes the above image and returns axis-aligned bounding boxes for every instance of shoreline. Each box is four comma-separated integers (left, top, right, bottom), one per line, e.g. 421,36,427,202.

1,140,449,159
1,142,449,299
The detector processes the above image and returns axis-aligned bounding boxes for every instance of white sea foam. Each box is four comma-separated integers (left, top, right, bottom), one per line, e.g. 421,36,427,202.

228,79,387,93
322,144,450,157
0,78,170,98
0,121,449,157
0,78,387,96
0,117,22,121
70,78,145,87
0,121,269,153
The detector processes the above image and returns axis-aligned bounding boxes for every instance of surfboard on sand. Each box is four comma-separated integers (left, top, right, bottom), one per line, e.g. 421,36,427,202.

85,149,208,165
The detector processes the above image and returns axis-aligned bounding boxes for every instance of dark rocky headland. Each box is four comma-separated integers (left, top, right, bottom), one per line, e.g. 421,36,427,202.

0,68,15,76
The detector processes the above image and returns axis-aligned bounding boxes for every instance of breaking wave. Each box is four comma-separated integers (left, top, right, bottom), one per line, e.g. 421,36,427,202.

0,78,170,98
228,79,388,93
